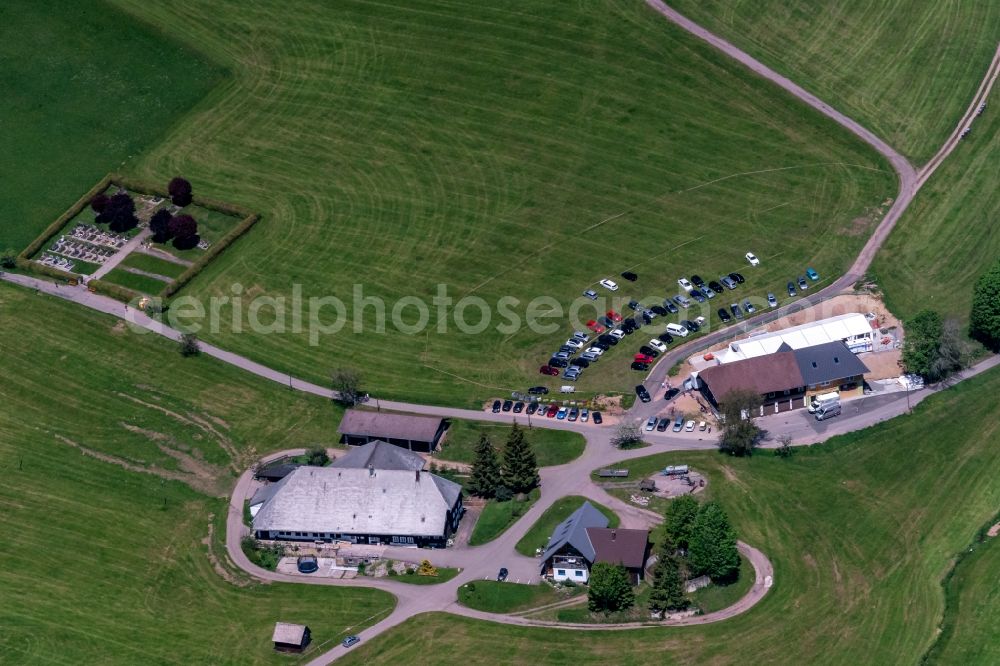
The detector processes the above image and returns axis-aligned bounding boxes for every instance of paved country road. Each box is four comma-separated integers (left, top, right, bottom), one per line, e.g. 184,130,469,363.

2,4,999,664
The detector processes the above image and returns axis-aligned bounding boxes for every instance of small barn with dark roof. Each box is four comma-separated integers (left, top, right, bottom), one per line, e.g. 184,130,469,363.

338,409,445,453
272,622,310,653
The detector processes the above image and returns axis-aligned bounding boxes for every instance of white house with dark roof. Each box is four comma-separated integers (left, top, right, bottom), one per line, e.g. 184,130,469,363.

252,466,463,547
539,501,650,584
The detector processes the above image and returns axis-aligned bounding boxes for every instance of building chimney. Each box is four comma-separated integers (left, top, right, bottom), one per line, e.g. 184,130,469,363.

611,530,616,541
368,464,375,477
415,469,421,482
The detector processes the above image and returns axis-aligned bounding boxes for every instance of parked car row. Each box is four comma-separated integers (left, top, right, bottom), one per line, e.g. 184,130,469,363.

490,397,603,423
645,416,708,432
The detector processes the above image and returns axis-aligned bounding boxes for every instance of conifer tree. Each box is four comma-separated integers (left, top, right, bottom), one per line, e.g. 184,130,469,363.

467,433,502,498
501,423,539,494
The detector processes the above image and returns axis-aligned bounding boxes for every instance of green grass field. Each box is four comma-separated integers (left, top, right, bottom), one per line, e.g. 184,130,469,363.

458,580,584,614
0,283,393,663
119,252,189,280
689,553,754,614
928,526,1000,664
469,489,541,546
104,0,893,407
515,496,619,557
340,366,1000,664
873,96,1000,325
0,0,222,252
668,0,1000,163
102,267,170,294
438,420,585,468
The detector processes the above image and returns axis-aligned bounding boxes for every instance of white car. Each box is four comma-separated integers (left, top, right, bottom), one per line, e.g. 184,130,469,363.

580,409,589,422
599,278,619,291
645,416,658,431
746,252,760,266
584,346,605,357
685,420,696,432
564,339,584,350
677,278,693,292
648,339,667,353
609,328,625,340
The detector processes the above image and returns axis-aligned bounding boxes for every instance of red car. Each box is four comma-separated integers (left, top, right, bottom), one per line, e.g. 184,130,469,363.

539,365,559,376
634,353,654,364
586,319,606,333
546,404,560,418
607,310,623,323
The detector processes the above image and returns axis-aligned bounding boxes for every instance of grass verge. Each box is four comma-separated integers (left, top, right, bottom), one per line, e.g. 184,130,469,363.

515,496,619,557
469,489,541,546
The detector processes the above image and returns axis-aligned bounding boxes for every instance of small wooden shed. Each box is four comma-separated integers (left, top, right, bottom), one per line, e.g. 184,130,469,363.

272,622,311,653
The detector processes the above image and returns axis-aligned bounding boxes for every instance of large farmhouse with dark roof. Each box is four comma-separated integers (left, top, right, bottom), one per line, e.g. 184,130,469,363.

695,340,869,412
337,409,445,452
251,465,463,547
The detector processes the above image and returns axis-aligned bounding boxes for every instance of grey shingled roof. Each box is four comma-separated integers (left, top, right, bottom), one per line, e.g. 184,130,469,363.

793,341,870,386
272,622,307,645
338,409,443,442
540,501,609,564
330,440,426,471
252,466,460,537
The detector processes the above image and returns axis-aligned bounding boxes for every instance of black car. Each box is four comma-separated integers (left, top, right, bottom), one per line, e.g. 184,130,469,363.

497,567,509,582
491,400,502,413
787,281,797,296
635,385,651,402
717,307,732,323
641,312,653,325
525,402,539,414
627,299,641,311
621,271,638,282
599,315,614,328
656,418,670,432
297,555,319,574
708,280,725,294
622,318,638,333
592,341,611,351
730,303,743,319
512,401,524,413
662,299,679,314
559,345,576,354
664,387,680,401
689,289,706,303
651,305,668,316
639,345,659,357
592,411,603,424
691,275,705,288
502,400,513,412
730,272,746,284
570,358,590,368
657,332,674,344
598,333,618,346
548,358,568,368
680,319,699,332
528,386,549,395
631,361,649,371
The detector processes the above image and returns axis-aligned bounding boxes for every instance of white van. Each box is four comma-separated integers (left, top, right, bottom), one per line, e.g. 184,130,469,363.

559,385,576,394
665,323,689,337
807,391,840,413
